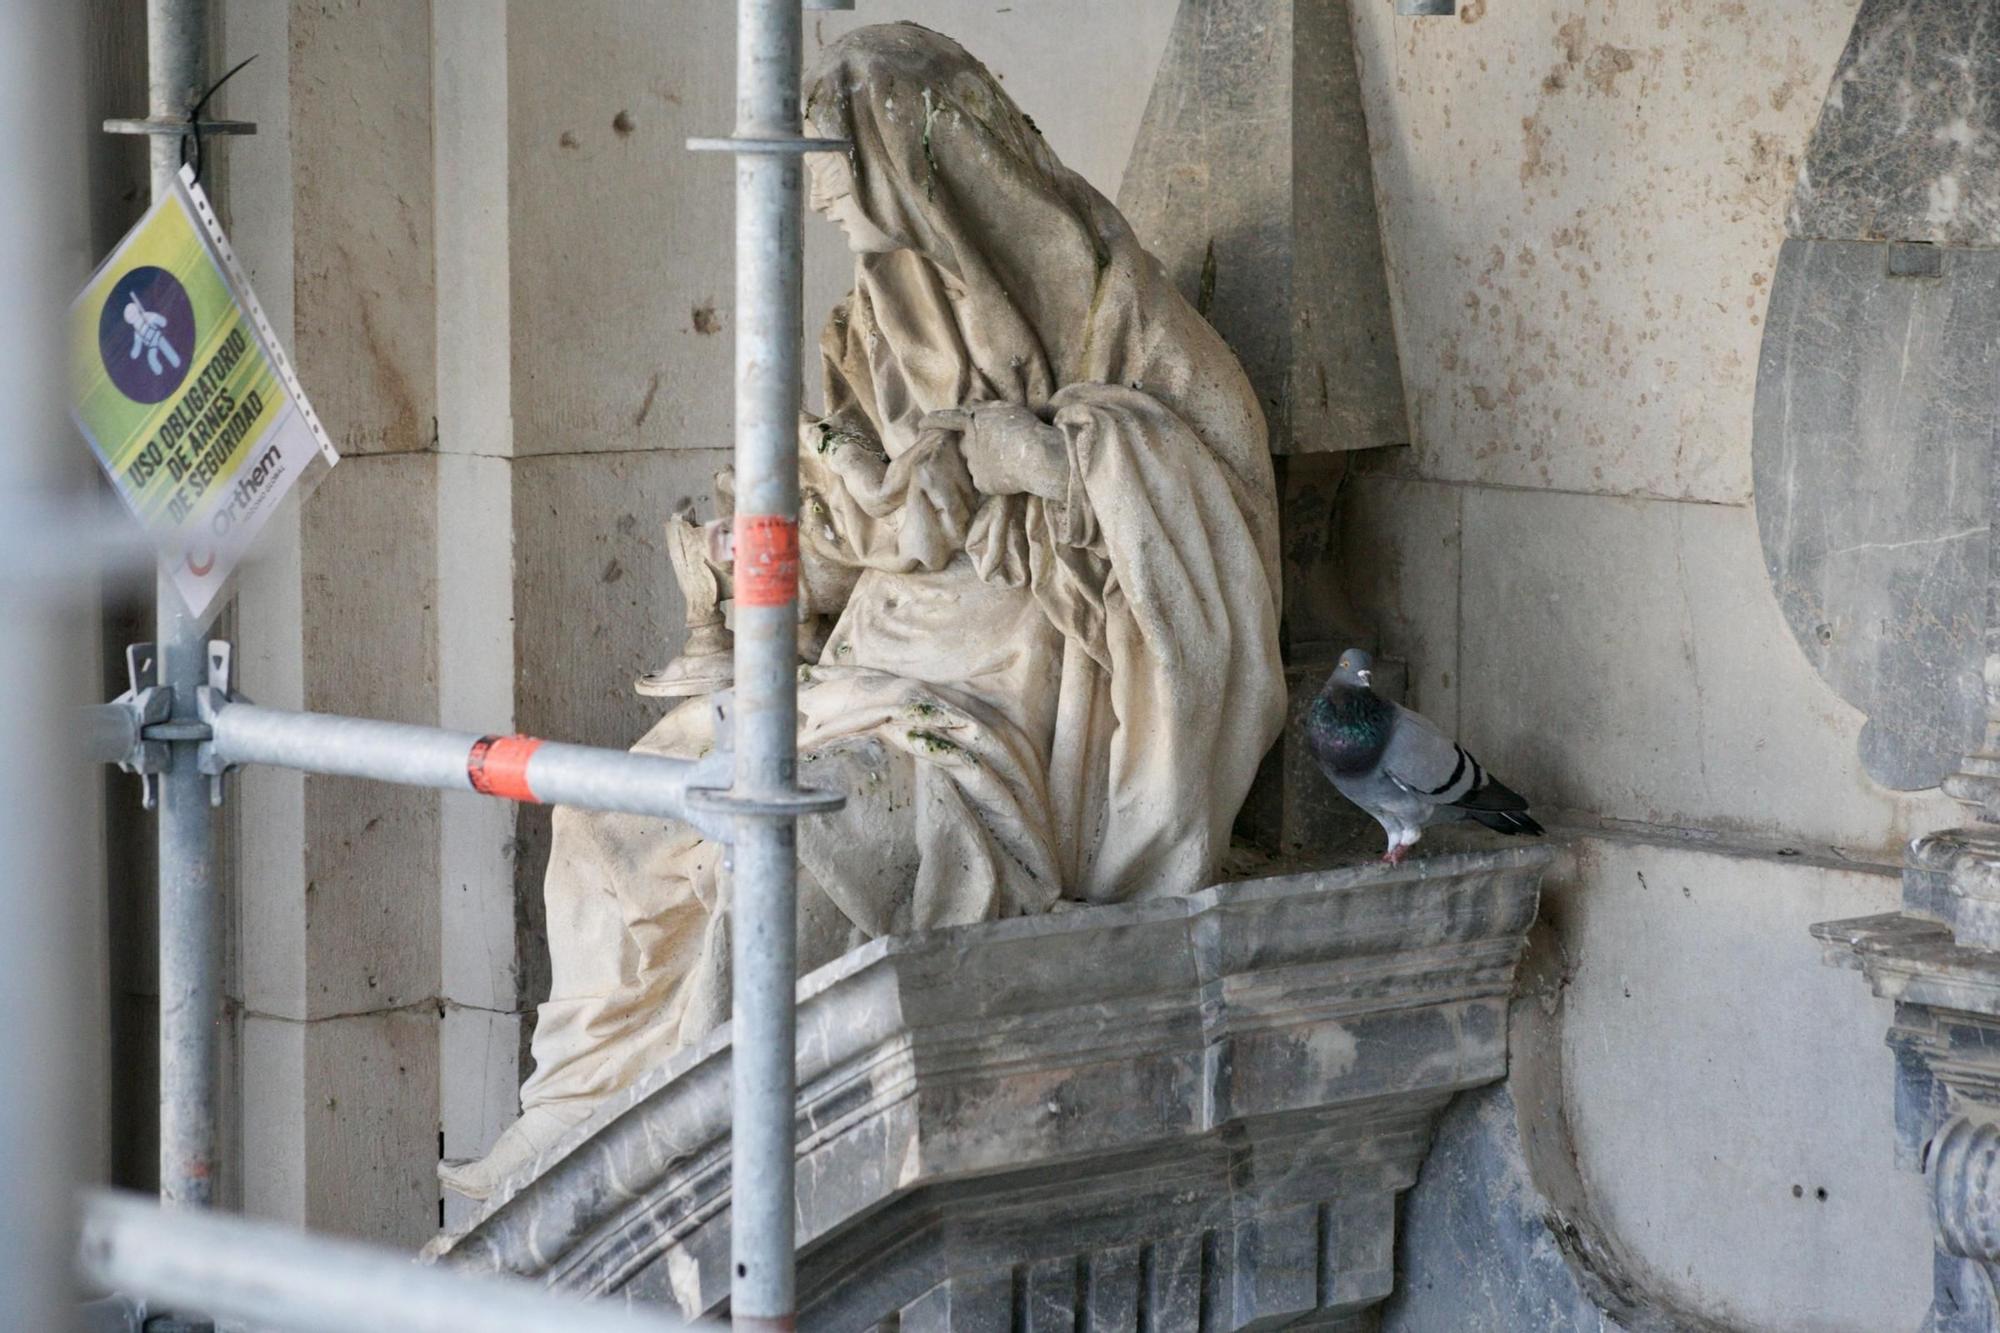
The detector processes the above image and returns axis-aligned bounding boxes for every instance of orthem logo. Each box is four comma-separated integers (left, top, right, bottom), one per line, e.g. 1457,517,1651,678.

99,265,194,404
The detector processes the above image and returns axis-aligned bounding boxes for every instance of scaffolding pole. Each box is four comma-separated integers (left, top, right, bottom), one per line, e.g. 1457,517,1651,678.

200,701,735,835
719,2,806,1325
147,0,223,1213
3,4,88,1327
81,2,844,1325
80,1190,708,1333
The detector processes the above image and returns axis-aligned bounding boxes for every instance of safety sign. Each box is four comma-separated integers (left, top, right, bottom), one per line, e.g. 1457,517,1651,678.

70,164,337,622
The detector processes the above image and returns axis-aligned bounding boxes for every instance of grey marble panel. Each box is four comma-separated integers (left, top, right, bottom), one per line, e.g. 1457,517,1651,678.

1790,0,2000,248
1117,0,1407,453
1752,238,1997,789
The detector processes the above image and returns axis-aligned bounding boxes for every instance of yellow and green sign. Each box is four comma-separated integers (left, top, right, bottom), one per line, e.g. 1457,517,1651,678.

71,165,336,621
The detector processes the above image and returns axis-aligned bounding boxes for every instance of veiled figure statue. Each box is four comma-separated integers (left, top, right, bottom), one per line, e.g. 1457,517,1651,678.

443,23,1286,1200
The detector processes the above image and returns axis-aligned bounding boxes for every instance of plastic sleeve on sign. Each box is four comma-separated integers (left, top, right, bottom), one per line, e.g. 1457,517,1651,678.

735,515,799,608
467,734,543,802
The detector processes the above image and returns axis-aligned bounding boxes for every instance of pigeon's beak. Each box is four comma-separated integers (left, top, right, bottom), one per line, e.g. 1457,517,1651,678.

1358,670,1372,686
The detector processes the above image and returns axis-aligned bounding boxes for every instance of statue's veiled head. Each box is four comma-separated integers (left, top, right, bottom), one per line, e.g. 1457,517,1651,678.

804,23,1102,272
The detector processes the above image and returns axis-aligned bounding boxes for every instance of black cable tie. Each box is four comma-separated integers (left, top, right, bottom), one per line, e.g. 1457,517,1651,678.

180,53,258,186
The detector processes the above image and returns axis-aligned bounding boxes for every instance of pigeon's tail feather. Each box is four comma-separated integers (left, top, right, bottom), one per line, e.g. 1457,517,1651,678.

1465,807,1545,837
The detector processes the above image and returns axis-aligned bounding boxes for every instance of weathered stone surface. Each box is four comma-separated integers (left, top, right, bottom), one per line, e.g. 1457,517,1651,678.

1118,0,1406,454
511,449,732,754
1345,0,1854,502
1382,1082,1654,1333
440,1005,525,1233
1752,238,1997,790
1789,0,2000,249
288,0,435,456
1820,829,2000,1016
1555,835,1927,1331
241,1010,441,1246
1338,473,1460,732
225,0,450,1241
1388,832,1930,1332
1455,485,1961,855
510,1,1177,455
435,848,1549,1329
1753,0,2000,792
296,453,442,1020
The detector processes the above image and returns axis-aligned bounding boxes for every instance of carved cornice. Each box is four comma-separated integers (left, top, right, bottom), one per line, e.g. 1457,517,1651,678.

436,846,1551,1329
1948,757,2000,835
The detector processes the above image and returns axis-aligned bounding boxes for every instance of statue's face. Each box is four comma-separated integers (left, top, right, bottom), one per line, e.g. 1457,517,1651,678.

808,152,899,254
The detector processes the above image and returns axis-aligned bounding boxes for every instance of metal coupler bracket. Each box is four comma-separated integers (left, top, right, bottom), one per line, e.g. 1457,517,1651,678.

686,691,846,828
106,644,173,810
97,641,241,809
194,640,239,806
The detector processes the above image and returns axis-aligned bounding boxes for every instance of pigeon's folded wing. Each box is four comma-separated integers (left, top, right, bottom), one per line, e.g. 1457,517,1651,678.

1381,706,1480,806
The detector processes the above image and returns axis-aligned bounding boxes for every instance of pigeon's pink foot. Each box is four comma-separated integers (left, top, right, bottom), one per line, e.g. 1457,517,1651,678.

1381,845,1408,866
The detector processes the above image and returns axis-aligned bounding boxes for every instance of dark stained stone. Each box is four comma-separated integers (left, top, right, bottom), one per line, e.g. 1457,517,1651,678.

1117,0,1408,454
1752,237,1998,789
1789,0,2000,248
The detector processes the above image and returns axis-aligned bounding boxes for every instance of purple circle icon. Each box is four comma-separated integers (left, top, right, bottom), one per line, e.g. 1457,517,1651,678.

99,265,195,404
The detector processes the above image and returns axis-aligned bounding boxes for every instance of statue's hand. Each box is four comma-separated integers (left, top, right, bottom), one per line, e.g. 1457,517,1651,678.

903,427,978,542
923,404,1068,502
819,429,889,497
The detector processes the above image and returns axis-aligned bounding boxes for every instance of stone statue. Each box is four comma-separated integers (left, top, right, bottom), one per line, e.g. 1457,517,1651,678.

441,22,1286,1200
634,501,734,700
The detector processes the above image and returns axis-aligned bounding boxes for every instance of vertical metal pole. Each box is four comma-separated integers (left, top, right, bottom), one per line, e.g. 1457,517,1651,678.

729,0,803,1326
150,0,221,1210
1,5,89,1326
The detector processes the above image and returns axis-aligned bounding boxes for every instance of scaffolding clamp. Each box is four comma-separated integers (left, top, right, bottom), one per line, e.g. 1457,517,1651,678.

103,117,256,139
193,640,238,806
685,136,851,155
686,692,845,827
685,786,845,823
104,644,174,809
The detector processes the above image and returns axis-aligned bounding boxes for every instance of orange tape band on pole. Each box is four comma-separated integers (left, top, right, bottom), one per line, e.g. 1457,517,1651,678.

467,735,543,802
734,515,799,608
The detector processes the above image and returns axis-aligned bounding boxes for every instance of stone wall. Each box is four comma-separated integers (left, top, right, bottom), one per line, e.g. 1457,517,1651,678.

1342,1,1954,1327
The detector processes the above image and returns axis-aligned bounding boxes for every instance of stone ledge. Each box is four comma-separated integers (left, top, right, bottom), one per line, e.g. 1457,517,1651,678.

1812,911,2000,1016
1817,826,2000,1016
435,844,1551,1330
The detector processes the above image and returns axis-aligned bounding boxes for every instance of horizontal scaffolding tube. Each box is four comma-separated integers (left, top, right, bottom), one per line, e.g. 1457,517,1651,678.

80,702,139,766
78,1190,708,1333
206,702,732,836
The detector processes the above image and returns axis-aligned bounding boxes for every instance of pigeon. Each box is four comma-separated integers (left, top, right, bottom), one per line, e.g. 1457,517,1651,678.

1304,648,1543,864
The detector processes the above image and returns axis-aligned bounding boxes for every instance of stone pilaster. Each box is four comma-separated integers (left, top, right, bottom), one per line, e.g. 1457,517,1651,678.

1816,843,2000,1333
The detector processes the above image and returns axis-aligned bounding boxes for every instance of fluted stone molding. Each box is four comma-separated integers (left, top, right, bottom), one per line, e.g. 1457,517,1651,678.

434,846,1551,1331
1926,1115,2000,1332
1931,1118,2000,1264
